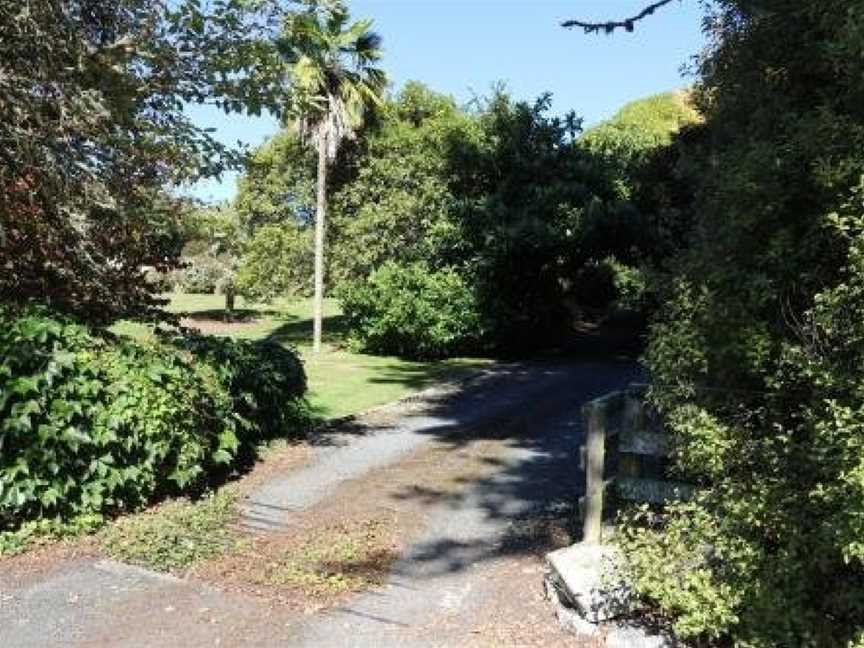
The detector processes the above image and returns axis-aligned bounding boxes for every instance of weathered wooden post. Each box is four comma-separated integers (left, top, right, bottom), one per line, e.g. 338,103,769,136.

582,400,607,543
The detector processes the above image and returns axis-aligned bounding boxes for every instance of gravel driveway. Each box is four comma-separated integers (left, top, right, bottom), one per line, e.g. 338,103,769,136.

0,359,640,647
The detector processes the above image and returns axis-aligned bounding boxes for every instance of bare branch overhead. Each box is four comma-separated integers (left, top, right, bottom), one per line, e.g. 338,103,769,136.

561,0,678,34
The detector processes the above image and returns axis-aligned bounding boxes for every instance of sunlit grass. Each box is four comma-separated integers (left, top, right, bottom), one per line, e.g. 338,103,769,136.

112,293,491,419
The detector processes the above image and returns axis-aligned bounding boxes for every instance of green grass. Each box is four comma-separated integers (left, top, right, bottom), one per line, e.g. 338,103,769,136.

112,293,491,419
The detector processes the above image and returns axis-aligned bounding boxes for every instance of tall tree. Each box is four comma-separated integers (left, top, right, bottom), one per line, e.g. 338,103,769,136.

278,1,386,352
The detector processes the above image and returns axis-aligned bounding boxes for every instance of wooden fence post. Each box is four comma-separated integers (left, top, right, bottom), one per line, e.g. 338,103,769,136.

582,400,607,543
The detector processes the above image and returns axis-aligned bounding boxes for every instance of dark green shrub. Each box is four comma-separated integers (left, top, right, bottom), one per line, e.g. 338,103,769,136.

617,3,864,645
0,307,307,531
172,333,309,443
340,262,482,359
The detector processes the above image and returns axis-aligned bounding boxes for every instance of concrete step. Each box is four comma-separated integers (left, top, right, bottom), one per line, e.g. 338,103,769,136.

544,542,676,647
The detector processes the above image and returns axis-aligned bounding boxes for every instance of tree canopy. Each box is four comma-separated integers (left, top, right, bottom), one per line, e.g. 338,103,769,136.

619,1,864,644
0,0,287,323
235,81,696,353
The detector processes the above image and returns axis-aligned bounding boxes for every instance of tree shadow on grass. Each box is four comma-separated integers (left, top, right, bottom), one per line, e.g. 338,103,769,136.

264,314,351,347
181,308,285,322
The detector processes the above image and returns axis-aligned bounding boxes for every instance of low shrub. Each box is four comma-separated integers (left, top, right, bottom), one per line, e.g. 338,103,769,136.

0,307,307,532
172,333,309,444
339,262,482,360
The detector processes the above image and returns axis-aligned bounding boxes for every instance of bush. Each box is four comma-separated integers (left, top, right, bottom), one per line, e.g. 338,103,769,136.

176,256,225,294
171,334,308,444
142,266,174,294
609,259,649,312
624,206,864,645
616,3,864,645
340,262,482,359
0,307,307,531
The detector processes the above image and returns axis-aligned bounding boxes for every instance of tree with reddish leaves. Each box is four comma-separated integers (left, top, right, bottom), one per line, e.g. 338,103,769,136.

0,0,288,324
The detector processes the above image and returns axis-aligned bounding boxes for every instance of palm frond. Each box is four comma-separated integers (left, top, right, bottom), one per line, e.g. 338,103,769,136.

280,1,385,157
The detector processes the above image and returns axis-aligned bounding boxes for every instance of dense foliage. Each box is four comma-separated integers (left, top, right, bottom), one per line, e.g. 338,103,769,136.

328,82,473,285
340,262,482,359
0,0,286,323
0,308,307,531
619,1,864,645
235,131,316,233
358,88,699,347
236,222,314,300
236,83,695,353
173,333,307,445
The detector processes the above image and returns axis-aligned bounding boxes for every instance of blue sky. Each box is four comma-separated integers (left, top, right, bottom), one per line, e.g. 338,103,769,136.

188,0,707,203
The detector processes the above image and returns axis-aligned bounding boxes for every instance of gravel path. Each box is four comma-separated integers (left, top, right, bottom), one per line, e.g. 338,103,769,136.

0,359,639,647
287,360,639,647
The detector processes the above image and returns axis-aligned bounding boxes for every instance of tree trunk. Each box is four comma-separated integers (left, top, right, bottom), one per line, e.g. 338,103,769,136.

312,122,328,353
224,282,235,322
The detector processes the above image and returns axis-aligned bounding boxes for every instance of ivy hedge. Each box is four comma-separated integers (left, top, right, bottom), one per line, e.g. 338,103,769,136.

0,307,308,531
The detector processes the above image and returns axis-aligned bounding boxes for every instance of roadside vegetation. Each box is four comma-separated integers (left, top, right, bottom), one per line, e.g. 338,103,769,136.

5,0,864,644
603,2,864,646
0,0,694,571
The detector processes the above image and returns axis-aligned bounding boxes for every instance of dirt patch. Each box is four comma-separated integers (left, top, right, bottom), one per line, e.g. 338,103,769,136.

0,537,100,588
457,559,583,647
179,316,264,335
193,515,402,612
189,439,511,610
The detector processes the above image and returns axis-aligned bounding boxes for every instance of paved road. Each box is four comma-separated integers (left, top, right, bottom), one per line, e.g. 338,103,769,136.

0,359,639,647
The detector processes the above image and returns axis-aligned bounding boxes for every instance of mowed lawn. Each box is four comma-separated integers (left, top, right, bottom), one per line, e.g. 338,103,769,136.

113,293,490,419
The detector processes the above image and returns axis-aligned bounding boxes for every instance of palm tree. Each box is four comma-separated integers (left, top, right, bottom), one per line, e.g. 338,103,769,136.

279,1,386,353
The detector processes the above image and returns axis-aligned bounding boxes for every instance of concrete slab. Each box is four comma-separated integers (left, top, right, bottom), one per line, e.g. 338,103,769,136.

546,542,631,623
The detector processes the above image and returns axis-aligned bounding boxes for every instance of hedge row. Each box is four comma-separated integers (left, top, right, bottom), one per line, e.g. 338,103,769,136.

0,307,307,530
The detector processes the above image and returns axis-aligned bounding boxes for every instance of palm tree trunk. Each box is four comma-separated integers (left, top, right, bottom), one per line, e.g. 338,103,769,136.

312,122,328,353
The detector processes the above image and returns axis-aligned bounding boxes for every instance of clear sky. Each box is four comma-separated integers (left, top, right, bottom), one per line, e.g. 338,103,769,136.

188,0,707,203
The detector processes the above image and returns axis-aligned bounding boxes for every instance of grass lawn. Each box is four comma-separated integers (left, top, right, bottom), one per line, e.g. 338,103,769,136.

112,293,490,419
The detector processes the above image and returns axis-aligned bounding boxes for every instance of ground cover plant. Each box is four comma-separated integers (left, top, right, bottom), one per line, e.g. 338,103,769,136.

100,489,243,573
